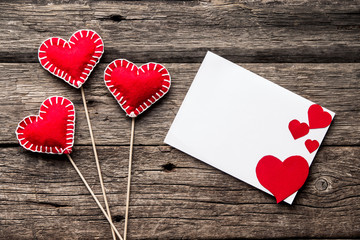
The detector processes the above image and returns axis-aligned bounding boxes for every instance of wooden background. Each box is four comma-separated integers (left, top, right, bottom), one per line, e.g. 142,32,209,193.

1,0,359,239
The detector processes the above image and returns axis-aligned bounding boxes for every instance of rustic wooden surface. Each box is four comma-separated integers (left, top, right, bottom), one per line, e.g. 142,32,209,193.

0,0,359,239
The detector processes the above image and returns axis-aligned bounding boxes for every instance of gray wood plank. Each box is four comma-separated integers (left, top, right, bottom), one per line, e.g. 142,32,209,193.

0,63,359,146
0,145,359,239
0,0,359,63
1,1,359,239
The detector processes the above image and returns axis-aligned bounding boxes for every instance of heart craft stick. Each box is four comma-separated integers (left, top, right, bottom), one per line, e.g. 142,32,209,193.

38,30,116,240
15,96,123,240
104,59,171,240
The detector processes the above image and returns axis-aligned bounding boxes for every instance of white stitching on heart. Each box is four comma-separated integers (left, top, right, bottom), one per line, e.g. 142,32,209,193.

104,59,171,117
38,29,104,89
15,96,76,155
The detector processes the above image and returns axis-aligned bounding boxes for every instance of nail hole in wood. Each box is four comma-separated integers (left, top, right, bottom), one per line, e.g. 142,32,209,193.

113,215,124,222
109,15,125,22
162,163,176,172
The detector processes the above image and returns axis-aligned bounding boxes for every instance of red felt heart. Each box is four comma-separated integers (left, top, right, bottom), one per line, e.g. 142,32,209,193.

15,96,75,154
288,119,309,140
38,29,104,88
308,104,332,129
305,139,319,153
104,59,171,117
256,155,309,203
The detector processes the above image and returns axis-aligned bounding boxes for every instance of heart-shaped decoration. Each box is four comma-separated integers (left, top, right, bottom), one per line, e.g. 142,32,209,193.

256,155,309,203
305,139,319,153
15,96,75,154
288,119,309,140
308,104,332,129
104,59,171,117
38,29,104,88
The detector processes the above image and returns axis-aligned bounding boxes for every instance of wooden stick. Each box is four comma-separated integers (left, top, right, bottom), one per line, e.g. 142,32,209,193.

124,117,135,240
66,154,123,240
80,87,116,240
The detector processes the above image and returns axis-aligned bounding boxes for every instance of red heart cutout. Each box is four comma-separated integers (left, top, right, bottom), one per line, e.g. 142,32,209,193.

308,104,332,129
38,29,104,88
288,119,309,140
104,59,171,117
256,155,309,203
15,96,75,154
305,139,319,153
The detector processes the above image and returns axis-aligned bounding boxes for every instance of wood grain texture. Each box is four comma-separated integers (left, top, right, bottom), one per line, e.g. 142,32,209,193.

1,0,359,239
0,0,359,63
0,63,359,146
0,146,359,239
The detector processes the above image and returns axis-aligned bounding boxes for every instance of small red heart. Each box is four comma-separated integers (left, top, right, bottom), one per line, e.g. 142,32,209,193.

38,29,104,88
305,139,319,153
288,119,309,140
308,104,332,129
104,59,171,117
15,96,75,154
256,155,309,203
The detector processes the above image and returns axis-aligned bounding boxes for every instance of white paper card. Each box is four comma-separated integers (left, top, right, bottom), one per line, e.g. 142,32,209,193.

165,51,335,204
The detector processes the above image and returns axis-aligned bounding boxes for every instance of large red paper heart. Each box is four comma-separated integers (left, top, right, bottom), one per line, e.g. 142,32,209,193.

308,104,332,129
256,155,309,203
38,29,104,88
15,96,75,154
104,59,171,117
305,139,319,153
288,119,309,140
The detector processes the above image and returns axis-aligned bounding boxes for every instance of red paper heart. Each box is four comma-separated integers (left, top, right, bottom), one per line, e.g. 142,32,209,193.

104,59,171,117
308,104,332,129
38,29,104,88
15,96,75,154
256,155,309,203
288,119,309,140
305,139,319,153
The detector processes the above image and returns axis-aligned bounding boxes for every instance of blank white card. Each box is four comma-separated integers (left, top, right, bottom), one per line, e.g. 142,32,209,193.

165,51,334,204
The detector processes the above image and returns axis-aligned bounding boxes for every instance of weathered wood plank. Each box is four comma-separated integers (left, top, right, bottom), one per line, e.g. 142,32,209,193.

0,145,359,239
0,63,359,146
0,0,359,63
1,1,359,240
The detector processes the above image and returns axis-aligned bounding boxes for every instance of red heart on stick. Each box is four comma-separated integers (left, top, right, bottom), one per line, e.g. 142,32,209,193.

305,139,319,153
308,104,332,129
288,119,309,140
15,96,75,154
104,59,171,117
256,155,309,203
38,29,104,88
